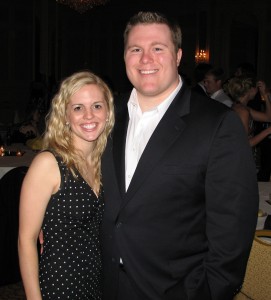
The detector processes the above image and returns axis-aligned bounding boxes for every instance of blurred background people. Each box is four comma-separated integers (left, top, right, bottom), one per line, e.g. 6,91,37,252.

191,62,213,96
227,76,271,146
11,107,42,145
230,63,271,181
204,67,233,107
234,62,256,78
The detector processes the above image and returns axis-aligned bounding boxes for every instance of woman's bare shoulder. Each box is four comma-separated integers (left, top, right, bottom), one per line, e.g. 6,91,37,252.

24,151,60,194
29,151,58,173
232,103,249,115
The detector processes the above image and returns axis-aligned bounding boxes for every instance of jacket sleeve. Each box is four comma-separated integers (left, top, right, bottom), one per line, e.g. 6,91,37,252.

205,110,259,299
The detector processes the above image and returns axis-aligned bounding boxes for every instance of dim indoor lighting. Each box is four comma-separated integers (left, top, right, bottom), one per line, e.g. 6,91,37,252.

195,49,208,64
56,0,110,13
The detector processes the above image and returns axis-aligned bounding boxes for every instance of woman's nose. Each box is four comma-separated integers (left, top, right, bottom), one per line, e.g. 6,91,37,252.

84,108,94,119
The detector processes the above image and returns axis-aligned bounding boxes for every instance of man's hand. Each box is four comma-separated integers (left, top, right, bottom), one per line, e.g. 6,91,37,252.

39,230,44,254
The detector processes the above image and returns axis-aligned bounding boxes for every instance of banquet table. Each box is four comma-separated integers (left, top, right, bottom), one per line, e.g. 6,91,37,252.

257,181,271,229
0,144,269,230
0,143,37,179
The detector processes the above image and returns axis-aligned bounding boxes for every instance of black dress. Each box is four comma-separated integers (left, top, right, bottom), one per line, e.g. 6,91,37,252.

39,154,104,299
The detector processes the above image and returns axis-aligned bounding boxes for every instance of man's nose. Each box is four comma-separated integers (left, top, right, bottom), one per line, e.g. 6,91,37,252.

140,51,154,64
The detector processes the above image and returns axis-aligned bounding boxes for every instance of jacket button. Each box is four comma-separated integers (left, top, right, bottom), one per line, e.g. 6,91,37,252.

116,222,122,229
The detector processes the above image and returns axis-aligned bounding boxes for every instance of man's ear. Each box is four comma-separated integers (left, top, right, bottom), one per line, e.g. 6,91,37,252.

177,48,182,67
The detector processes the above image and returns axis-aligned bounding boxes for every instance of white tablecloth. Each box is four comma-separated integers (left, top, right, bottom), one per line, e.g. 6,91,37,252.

1,146,268,230
0,143,37,179
257,181,271,229
0,167,15,179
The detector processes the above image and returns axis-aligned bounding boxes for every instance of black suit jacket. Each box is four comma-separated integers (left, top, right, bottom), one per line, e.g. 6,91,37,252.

101,83,259,300
191,83,207,96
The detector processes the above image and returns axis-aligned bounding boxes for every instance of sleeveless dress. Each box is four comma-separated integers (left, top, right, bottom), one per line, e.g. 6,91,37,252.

39,153,104,299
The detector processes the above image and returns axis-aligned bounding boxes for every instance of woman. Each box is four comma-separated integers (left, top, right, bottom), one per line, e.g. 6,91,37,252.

11,107,42,144
18,71,114,299
227,76,271,147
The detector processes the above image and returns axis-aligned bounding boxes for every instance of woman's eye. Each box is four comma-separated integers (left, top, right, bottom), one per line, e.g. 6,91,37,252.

93,104,103,110
73,106,82,111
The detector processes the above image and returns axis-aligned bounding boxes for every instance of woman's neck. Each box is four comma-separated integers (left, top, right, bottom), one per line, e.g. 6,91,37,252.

238,95,249,106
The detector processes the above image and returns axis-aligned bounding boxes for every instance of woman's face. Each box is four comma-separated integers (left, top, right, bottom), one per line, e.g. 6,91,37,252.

247,86,258,101
66,84,108,148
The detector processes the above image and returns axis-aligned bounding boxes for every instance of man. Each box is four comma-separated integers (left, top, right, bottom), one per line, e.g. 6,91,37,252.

191,62,213,96
204,67,233,107
101,11,259,300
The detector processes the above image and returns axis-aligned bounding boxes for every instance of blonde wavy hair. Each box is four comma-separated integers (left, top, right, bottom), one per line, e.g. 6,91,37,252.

42,71,115,192
227,76,256,102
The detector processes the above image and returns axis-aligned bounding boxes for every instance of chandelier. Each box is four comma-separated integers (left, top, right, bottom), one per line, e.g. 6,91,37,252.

56,0,110,13
195,49,208,64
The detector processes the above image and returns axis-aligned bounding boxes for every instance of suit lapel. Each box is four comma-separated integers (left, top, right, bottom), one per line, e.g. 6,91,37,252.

120,85,191,210
112,101,129,197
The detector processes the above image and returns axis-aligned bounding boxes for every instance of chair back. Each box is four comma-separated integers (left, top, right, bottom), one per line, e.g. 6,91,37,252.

234,229,271,300
0,166,28,286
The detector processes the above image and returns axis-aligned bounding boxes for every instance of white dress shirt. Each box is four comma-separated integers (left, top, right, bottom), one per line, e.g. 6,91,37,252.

125,77,182,191
211,89,233,107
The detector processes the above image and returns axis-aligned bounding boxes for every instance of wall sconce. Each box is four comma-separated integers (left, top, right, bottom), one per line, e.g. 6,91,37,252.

195,49,208,64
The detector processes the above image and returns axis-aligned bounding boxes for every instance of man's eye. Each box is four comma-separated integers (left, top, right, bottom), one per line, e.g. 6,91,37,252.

154,47,162,52
131,48,141,53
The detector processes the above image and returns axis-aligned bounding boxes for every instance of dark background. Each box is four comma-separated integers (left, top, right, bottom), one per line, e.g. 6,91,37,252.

0,0,270,124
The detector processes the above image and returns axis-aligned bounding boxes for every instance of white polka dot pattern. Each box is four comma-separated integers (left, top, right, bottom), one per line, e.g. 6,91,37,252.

39,155,104,300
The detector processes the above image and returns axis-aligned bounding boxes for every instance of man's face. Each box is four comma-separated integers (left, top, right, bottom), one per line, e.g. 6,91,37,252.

204,75,221,95
124,23,182,106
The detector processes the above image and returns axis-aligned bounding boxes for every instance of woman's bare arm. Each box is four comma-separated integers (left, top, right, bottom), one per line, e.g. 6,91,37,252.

18,152,60,300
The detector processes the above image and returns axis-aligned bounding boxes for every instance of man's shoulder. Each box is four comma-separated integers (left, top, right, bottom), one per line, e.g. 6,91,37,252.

190,89,226,110
187,88,234,123
191,83,206,96
214,89,232,101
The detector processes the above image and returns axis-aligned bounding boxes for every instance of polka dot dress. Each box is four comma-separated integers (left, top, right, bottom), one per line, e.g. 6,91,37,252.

39,154,104,299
